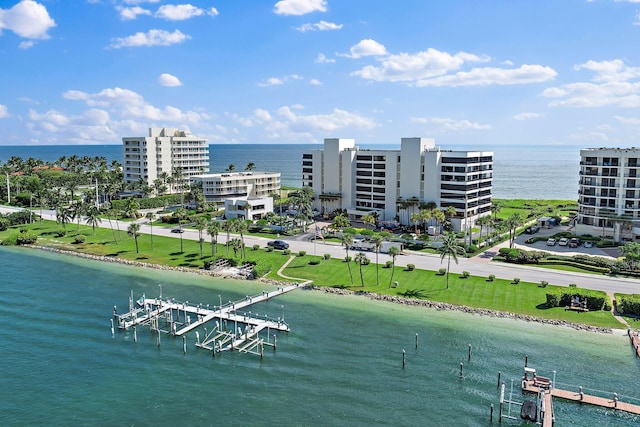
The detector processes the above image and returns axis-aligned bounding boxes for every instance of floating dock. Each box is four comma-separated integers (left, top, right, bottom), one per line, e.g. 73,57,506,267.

629,329,640,358
112,283,304,357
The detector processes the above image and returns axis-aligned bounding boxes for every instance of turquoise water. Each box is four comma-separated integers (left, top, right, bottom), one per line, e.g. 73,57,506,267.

1,246,638,426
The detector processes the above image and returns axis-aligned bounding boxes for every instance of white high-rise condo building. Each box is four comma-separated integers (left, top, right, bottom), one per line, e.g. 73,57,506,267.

123,127,209,192
302,138,493,231
577,147,640,241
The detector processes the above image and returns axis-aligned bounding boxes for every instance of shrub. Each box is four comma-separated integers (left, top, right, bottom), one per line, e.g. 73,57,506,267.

282,249,291,255
55,230,66,237
569,283,577,288
323,253,331,260
15,231,37,245
546,292,561,308
252,244,260,251
540,280,549,288
618,294,640,316
73,234,86,244
385,260,393,268
438,268,447,275
308,259,321,265
298,250,306,257
406,263,415,271
252,260,272,278
487,274,495,282
266,246,274,252
344,256,352,262
512,278,520,284
461,271,470,279
227,258,239,267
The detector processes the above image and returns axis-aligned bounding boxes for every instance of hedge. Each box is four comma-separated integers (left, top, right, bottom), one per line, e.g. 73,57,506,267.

536,260,610,274
545,288,610,311
618,295,640,316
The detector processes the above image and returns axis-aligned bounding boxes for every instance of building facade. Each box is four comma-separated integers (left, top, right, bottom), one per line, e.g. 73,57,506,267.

302,138,493,231
123,127,209,191
576,147,640,241
190,171,281,208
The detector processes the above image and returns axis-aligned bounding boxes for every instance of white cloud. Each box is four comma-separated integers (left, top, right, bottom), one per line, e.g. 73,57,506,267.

258,75,303,87
295,20,342,32
155,4,219,21
117,6,151,21
543,59,640,108
315,53,335,63
19,40,34,49
341,39,387,59
109,29,191,48
0,0,56,40
411,116,491,132
122,0,161,4
415,64,557,87
0,104,9,118
274,0,327,16
309,79,321,85
514,112,543,120
158,73,182,87
615,115,640,125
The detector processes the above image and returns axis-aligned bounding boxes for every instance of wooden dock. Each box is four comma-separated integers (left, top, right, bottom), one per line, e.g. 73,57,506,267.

114,283,304,356
629,329,640,358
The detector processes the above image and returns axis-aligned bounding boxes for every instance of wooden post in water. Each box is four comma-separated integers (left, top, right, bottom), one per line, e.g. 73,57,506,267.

468,344,472,361
415,333,419,349
490,404,494,422
183,336,186,354
497,371,501,388
402,349,406,369
274,335,277,351
459,362,463,378
133,326,137,342
525,354,528,367
110,319,114,337
157,330,161,347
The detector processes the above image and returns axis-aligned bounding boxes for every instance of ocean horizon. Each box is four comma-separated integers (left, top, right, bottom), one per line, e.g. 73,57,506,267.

0,143,581,200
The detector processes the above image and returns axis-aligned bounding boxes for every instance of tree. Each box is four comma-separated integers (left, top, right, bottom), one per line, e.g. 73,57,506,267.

194,216,208,257
235,220,249,260
354,252,368,287
125,198,140,220
491,201,502,221
620,241,640,270
340,232,355,285
173,207,187,253
331,213,350,231
145,212,155,250
226,164,235,172
369,235,383,286
229,238,243,258
206,221,221,257
289,186,314,221
505,213,524,248
85,205,102,235
271,192,282,216
361,213,376,230
128,223,141,254
437,233,466,289
245,162,255,171
410,211,421,233
387,246,400,288
223,218,237,257
476,215,491,245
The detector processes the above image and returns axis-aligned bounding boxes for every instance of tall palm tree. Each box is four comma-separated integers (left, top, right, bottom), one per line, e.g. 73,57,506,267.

226,164,235,172
437,233,465,289
369,234,383,286
194,216,208,257
271,192,282,216
85,205,102,235
125,198,140,220
476,215,491,245
206,221,221,257
223,218,236,257
387,246,400,288
361,213,376,230
354,252,368,287
340,232,354,285
145,212,155,250
245,162,255,171
229,238,243,258
410,211,421,234
127,223,141,253
235,220,248,260
505,213,523,248
491,201,502,221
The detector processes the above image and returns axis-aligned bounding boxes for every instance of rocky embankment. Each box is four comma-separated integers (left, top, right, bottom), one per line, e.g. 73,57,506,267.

312,286,613,334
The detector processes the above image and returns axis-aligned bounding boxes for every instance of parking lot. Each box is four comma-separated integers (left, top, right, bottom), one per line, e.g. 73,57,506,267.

513,225,618,258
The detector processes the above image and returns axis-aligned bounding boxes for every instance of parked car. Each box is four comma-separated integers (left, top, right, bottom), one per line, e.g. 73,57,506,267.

546,238,557,246
558,237,569,246
568,237,581,248
584,241,594,248
267,240,289,250
171,228,184,233
524,226,539,234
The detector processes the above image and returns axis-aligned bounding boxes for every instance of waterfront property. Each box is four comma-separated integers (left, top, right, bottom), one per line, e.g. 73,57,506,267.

577,147,640,241
302,137,493,231
122,127,209,191
190,171,280,211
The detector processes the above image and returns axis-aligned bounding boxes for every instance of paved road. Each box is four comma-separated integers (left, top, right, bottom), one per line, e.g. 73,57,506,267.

2,205,639,294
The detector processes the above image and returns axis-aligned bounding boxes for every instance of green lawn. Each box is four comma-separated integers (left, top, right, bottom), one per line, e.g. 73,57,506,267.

0,220,623,329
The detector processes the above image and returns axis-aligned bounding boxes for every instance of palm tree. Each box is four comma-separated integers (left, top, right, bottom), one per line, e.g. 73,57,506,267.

369,235,383,286
173,207,187,253
437,233,465,289
271,192,282,216
207,221,221,257
433,209,446,235
361,213,376,230
125,198,140,220
85,205,102,235
620,241,640,269
354,252,368,287
194,216,208,257
229,238,243,258
387,246,400,288
235,220,249,260
226,164,236,172
223,218,236,257
505,213,523,248
410,211,421,234
476,215,491,245
145,212,155,250
127,223,141,254
491,201,502,221
245,162,255,171
340,232,355,285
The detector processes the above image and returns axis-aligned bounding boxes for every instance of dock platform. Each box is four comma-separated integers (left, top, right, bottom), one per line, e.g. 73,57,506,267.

113,283,304,357
629,329,640,358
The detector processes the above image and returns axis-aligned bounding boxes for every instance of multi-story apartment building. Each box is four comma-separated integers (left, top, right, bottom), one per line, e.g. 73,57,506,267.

302,138,493,231
190,171,280,208
576,147,640,241
123,127,209,191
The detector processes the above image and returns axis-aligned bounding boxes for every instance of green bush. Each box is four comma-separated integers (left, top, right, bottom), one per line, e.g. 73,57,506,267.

252,260,272,278
438,268,447,275
385,260,393,268
344,256,352,263
252,244,260,251
406,264,415,271
487,274,495,282
512,278,520,284
323,253,331,260
16,231,37,245
546,292,560,308
73,234,86,244
540,280,549,288
282,249,291,255
618,294,640,316
308,259,321,265
461,271,470,278
55,230,66,237
298,250,306,257
266,246,274,252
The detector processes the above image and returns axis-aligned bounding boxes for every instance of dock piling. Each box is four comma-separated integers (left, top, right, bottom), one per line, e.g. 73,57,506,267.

402,349,406,368
415,333,419,349
525,354,528,367
183,336,186,354
468,344,472,361
459,362,463,378
133,326,137,342
490,403,494,422
497,371,501,388
110,319,114,337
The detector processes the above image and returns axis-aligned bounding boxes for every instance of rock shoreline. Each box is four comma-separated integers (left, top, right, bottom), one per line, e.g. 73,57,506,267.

30,245,613,334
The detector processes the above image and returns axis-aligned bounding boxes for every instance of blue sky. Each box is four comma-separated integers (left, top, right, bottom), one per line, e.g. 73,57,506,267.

1,0,640,147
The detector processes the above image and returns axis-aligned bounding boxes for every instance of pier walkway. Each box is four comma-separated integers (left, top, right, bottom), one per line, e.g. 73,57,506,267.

114,283,304,356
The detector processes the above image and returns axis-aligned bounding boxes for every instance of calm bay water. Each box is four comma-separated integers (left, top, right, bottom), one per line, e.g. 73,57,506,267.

0,144,580,200
0,246,638,426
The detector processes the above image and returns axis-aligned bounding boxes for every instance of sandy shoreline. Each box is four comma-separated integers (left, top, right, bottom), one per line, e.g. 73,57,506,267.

30,245,616,335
